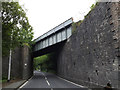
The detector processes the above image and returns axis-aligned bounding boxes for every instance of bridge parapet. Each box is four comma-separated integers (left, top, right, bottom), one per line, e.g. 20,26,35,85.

34,18,73,52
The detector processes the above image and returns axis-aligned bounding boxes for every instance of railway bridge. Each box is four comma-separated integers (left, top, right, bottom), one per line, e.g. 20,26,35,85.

33,18,73,57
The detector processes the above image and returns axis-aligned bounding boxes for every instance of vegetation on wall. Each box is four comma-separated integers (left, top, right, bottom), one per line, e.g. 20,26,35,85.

72,2,98,33
2,2,34,56
84,2,98,19
33,53,57,74
72,20,83,33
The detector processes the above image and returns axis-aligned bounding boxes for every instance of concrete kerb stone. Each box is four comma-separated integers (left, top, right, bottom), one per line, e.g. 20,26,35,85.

17,76,33,89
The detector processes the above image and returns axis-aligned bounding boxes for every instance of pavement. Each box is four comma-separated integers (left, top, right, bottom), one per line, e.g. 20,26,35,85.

18,71,89,90
2,80,26,90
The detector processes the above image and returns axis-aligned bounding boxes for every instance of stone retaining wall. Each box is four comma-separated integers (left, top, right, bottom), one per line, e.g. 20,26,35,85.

57,2,120,89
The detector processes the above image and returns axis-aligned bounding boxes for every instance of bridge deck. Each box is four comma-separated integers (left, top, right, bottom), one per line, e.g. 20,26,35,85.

33,18,73,52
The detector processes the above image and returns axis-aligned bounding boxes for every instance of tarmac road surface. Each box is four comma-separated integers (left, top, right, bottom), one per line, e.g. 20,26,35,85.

19,71,89,90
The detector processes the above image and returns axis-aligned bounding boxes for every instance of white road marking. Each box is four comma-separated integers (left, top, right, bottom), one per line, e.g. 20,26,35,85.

19,81,28,89
46,80,50,86
57,76,85,88
51,88,53,90
45,77,47,80
29,76,33,81
18,76,33,89
41,72,45,76
41,72,51,86
88,89,92,90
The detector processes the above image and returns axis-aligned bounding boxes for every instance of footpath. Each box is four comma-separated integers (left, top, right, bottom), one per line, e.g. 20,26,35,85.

2,80,26,90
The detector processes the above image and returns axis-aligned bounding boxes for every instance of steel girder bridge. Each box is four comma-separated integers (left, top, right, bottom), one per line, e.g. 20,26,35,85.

33,18,73,57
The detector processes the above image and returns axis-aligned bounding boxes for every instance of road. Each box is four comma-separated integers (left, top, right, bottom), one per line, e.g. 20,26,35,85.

19,71,89,90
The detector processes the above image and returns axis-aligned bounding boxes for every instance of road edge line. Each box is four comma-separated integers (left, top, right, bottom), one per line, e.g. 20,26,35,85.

57,76,86,88
18,76,33,89
19,81,28,89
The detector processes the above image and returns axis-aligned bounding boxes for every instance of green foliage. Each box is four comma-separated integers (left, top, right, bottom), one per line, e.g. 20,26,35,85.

2,2,34,56
33,54,49,70
84,2,98,19
72,22,77,33
33,53,57,74
2,76,7,80
72,20,83,33
72,2,99,34
0,79,7,83
90,4,95,10
1,76,7,83
48,70,56,74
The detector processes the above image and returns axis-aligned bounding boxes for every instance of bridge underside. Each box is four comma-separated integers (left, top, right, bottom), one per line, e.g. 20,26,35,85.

33,40,66,57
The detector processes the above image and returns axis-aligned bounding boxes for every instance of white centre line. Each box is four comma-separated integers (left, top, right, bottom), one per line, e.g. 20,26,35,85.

41,72,45,76
51,88,53,90
45,77,47,80
41,72,54,90
46,80,50,86
41,72,51,86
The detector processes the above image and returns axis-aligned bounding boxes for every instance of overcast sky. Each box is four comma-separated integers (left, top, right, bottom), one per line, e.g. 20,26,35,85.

19,0,96,39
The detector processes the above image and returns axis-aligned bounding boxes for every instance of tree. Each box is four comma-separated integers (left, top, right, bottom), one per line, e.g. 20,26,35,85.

2,2,34,56
33,53,57,74
2,2,34,81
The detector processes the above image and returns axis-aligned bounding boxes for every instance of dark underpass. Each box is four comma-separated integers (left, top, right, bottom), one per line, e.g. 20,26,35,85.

33,52,58,74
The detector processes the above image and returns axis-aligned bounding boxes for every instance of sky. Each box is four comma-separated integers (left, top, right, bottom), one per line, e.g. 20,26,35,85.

19,0,96,39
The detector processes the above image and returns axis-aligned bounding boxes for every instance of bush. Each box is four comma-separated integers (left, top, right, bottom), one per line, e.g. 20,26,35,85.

33,53,57,73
